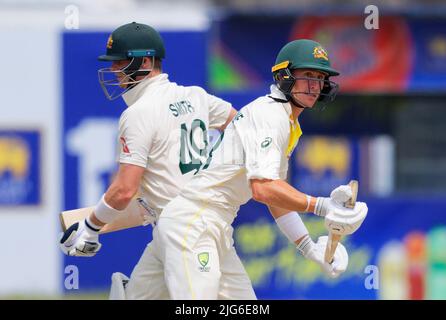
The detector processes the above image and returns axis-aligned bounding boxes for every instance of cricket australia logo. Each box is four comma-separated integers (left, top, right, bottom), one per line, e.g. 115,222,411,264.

198,252,210,272
313,46,329,61
106,35,113,49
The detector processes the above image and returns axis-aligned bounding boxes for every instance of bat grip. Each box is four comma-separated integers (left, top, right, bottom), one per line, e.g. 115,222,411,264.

324,180,358,264
324,232,342,264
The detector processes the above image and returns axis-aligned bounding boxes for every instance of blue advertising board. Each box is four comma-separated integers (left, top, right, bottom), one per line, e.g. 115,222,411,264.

0,129,41,206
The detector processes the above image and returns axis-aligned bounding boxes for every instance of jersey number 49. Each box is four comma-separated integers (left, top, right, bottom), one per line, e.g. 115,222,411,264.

179,119,208,175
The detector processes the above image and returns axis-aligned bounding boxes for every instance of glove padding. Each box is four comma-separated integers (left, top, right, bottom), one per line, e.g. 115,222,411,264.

59,219,102,257
298,235,348,278
324,200,368,236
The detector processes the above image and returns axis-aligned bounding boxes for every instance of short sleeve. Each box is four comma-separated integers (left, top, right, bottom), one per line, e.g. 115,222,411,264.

117,107,153,168
236,109,288,181
206,92,232,129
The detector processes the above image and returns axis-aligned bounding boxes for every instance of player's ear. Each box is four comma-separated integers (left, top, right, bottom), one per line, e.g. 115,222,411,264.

140,57,151,69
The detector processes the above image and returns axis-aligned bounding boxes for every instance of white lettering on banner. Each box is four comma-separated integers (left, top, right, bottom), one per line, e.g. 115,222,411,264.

364,265,380,290
64,5,80,30
64,265,79,290
66,119,118,207
364,5,379,30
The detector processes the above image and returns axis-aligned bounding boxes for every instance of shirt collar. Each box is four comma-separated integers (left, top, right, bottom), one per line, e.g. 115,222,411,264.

122,73,169,106
268,84,293,119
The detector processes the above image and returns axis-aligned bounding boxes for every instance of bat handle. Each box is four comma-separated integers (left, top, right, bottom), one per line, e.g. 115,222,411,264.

324,180,358,264
324,232,342,264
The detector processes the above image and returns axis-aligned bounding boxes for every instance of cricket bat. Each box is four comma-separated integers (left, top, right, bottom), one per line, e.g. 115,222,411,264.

324,180,358,264
59,198,155,235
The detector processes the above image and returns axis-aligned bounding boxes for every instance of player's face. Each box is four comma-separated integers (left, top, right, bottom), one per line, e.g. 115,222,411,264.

111,60,132,88
291,69,327,108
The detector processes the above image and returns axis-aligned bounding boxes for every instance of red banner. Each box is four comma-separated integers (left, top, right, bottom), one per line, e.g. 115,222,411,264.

291,16,413,93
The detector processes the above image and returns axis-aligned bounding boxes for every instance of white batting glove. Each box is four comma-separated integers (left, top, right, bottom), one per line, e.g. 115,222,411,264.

297,235,348,278
59,219,102,257
330,184,353,206
314,184,354,217
314,197,330,217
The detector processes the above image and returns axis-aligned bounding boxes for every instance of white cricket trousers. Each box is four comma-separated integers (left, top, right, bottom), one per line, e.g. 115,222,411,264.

125,195,256,300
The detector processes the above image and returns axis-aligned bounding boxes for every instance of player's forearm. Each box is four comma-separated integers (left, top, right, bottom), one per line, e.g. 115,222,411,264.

88,163,145,226
218,107,238,131
89,187,137,227
251,179,316,213
104,184,137,210
268,206,309,246
89,182,138,226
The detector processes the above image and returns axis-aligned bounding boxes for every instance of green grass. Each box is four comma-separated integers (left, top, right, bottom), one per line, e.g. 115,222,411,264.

1,291,109,300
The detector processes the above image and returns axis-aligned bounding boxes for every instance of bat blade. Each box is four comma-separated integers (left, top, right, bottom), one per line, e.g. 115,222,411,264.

324,180,358,264
59,206,94,232
59,199,148,235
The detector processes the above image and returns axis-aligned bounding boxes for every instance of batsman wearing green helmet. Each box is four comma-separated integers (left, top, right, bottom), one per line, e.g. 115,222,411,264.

272,39,340,109
153,39,368,299
59,22,237,299
97,22,166,100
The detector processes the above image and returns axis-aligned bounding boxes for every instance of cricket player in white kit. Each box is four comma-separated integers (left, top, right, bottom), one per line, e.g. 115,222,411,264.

154,39,368,299
59,22,237,298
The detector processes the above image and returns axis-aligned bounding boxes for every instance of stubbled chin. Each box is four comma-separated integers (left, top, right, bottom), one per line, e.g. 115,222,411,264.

292,93,319,108
303,98,317,107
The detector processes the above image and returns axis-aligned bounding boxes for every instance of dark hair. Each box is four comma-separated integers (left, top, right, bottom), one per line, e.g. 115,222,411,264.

153,58,162,71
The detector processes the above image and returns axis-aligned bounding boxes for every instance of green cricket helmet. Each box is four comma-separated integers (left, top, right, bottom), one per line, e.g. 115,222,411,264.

98,22,165,100
272,39,340,108
98,22,165,61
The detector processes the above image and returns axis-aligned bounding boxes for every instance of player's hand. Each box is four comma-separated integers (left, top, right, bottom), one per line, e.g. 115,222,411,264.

297,235,348,278
59,219,102,257
314,184,354,216
330,184,353,206
324,201,368,236
314,197,330,217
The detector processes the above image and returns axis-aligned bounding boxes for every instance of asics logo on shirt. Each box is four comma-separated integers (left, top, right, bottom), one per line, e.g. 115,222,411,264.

261,137,272,148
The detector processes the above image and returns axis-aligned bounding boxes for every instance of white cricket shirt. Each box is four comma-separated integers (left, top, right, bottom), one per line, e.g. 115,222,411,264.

117,73,232,215
180,84,302,214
